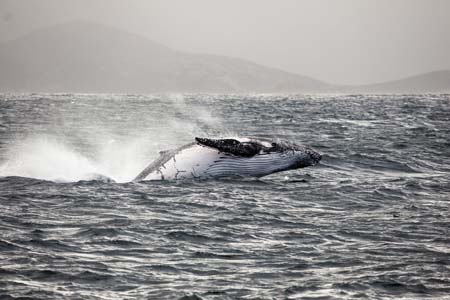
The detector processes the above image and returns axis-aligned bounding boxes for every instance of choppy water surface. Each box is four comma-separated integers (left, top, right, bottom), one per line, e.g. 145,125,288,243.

0,93,449,300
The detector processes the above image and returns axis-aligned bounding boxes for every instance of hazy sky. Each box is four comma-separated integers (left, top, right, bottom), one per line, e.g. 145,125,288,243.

1,0,449,85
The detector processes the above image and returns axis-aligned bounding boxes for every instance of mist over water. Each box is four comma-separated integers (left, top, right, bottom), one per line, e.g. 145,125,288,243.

1,93,450,300
0,93,225,182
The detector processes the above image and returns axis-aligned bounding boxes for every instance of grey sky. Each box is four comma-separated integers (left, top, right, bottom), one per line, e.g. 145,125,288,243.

1,0,449,85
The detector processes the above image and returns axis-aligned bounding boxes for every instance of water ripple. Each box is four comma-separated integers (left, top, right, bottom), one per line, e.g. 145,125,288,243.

0,94,449,299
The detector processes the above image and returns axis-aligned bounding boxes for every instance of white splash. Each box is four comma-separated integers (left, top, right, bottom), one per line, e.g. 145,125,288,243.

0,137,101,182
0,135,157,183
0,94,228,183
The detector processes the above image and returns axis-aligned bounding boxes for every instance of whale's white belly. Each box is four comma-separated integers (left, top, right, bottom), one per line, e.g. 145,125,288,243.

140,144,293,180
142,145,222,180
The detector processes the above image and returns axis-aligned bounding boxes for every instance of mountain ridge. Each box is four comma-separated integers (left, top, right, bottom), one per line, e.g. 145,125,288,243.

344,70,450,94
0,21,448,93
0,21,330,93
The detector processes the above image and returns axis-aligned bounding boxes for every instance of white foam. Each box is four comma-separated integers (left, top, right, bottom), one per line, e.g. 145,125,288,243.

0,135,158,183
0,94,227,183
0,137,101,182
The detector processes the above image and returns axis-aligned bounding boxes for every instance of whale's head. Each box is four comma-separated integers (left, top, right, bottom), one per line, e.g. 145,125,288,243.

261,139,322,169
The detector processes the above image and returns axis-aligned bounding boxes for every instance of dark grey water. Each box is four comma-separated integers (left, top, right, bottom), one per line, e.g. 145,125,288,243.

1,93,449,300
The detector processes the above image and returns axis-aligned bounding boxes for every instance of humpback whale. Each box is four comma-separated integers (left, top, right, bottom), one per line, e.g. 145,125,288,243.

133,137,322,181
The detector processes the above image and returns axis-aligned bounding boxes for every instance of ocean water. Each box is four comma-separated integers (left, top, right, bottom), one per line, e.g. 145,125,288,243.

0,93,449,300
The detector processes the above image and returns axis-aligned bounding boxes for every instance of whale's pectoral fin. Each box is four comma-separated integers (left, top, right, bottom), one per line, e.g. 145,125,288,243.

195,137,261,157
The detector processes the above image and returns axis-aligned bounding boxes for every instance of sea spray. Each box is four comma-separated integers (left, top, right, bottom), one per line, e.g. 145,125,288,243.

0,136,101,182
166,93,227,138
0,93,230,182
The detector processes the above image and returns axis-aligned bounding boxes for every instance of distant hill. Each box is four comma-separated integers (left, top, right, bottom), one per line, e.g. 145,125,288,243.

1,21,448,94
343,70,450,94
0,21,330,93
